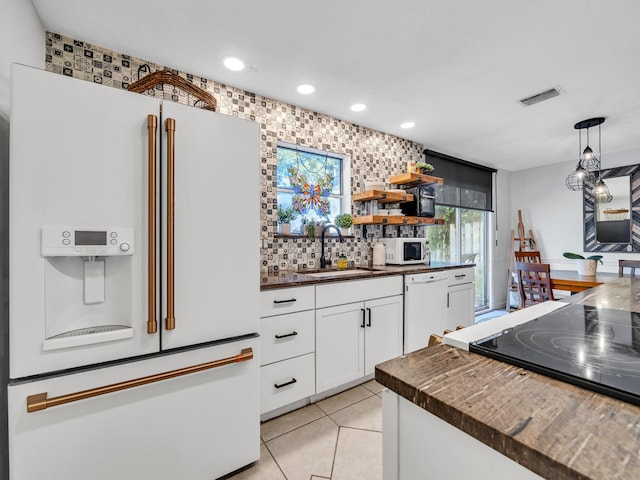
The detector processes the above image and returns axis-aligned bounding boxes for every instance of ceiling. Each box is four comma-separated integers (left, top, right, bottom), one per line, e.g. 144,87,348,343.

31,0,640,171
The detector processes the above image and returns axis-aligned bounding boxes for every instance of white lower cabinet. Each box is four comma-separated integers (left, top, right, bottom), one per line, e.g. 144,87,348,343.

446,268,475,329
260,286,316,415
261,353,315,413
260,277,405,413
383,390,542,480
316,278,403,393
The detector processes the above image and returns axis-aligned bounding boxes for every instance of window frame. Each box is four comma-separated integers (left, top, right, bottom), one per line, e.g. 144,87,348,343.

276,140,351,233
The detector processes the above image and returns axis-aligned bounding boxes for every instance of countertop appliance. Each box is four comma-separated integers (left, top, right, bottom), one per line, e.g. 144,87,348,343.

8,64,260,479
400,184,436,218
404,271,448,353
470,303,640,407
382,237,430,265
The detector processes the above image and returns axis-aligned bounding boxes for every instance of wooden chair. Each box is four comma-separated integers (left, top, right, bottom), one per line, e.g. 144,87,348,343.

516,261,555,307
618,259,640,277
514,251,542,263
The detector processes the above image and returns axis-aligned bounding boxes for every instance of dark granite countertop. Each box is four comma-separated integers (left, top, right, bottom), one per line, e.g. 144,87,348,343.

260,262,472,290
375,279,640,480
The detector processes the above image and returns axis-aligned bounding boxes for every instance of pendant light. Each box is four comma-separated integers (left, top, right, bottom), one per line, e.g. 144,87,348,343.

580,125,600,172
566,117,605,191
590,118,612,203
565,124,590,191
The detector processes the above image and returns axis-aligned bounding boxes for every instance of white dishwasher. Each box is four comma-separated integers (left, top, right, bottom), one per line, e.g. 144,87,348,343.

404,272,448,354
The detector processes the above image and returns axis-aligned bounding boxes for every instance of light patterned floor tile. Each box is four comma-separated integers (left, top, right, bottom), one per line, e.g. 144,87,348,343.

261,404,325,442
315,385,373,415
331,428,382,480
329,394,382,432
266,416,339,480
224,443,286,480
362,379,385,394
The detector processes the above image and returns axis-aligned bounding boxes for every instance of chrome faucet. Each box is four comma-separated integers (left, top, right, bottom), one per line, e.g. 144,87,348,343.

320,224,345,268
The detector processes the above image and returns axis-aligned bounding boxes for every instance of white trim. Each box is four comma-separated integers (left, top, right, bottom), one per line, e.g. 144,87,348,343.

276,140,351,219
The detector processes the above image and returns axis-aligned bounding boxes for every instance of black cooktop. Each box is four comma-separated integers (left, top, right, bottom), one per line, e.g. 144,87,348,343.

470,303,640,406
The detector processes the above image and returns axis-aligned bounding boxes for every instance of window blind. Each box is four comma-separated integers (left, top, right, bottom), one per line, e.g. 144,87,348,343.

424,149,497,212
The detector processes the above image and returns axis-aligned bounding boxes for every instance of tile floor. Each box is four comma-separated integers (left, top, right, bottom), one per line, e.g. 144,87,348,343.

226,380,384,480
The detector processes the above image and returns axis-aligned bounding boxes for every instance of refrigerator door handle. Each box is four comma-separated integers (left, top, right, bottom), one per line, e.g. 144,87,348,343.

165,117,176,330
147,114,158,335
26,348,254,413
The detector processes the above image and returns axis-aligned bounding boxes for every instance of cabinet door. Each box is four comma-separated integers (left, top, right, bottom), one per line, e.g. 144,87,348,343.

316,302,365,392
365,295,403,375
161,101,260,349
447,283,475,330
10,64,161,378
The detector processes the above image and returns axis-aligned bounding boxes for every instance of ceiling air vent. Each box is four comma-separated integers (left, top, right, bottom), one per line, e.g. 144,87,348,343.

519,87,562,106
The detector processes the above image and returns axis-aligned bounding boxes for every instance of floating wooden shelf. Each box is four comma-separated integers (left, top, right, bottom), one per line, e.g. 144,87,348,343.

352,173,445,227
353,216,445,226
352,190,414,204
388,173,444,187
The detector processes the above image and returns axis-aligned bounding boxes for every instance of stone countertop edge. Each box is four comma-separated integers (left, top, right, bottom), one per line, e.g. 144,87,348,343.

260,263,472,290
375,344,640,480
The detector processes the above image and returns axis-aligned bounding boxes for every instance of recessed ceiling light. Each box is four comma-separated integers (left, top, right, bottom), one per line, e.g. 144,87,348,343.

223,57,245,71
297,84,315,95
350,103,367,112
401,122,415,129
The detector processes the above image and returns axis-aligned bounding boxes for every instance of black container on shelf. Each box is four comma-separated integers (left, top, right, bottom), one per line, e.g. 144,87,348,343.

400,184,436,217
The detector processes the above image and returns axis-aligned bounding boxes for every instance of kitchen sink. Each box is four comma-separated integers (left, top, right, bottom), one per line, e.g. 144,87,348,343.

304,268,373,278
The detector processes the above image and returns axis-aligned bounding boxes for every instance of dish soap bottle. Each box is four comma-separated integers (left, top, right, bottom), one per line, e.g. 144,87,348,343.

337,252,348,270
372,240,386,266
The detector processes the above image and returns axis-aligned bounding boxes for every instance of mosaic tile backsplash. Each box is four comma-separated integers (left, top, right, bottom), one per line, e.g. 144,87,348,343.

45,32,427,272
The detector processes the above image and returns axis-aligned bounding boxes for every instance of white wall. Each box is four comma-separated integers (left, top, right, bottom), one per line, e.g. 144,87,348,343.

510,147,640,275
489,168,512,310
0,0,44,120
0,2,44,478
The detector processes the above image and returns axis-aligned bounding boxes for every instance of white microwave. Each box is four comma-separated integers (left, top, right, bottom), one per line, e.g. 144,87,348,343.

381,238,430,265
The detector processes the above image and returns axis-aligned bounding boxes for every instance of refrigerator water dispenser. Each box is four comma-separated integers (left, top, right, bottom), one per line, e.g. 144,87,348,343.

41,227,136,350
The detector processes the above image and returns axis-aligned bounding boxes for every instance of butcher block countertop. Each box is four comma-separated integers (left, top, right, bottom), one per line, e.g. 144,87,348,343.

260,262,470,290
376,279,640,480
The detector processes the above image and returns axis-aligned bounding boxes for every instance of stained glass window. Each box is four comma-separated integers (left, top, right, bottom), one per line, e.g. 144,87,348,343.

276,143,345,234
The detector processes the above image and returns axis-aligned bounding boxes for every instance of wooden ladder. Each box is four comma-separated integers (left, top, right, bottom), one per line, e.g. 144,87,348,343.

507,210,538,310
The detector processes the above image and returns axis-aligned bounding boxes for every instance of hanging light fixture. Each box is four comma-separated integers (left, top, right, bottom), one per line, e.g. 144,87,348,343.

580,124,600,172
566,117,605,191
589,118,612,203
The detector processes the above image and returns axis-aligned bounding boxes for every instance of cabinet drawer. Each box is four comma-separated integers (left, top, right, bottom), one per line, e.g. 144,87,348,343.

260,286,315,317
261,310,315,366
315,276,402,308
260,353,315,414
448,267,475,286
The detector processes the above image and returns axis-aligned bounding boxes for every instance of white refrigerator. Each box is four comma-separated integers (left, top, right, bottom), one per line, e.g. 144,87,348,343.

8,64,261,479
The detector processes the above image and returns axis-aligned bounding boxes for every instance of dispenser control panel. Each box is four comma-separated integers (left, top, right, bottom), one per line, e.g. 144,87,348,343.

41,227,135,256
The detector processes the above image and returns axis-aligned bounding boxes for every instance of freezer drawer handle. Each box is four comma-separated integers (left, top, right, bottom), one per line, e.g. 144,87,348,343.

273,298,296,304
147,114,158,335
26,347,254,413
275,331,298,339
165,117,176,331
274,378,297,389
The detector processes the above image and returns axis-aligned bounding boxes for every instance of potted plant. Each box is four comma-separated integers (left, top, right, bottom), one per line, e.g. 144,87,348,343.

563,252,603,276
415,162,435,175
277,205,298,235
306,219,317,240
334,213,353,235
